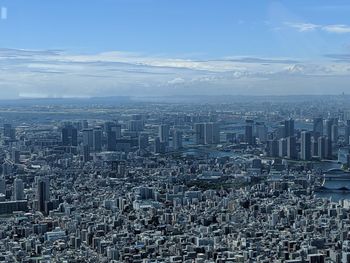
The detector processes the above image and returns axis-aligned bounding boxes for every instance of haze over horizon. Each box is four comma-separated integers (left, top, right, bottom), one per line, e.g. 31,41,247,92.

1,0,350,98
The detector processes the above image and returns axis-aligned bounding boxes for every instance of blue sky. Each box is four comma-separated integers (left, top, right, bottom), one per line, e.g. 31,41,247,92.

0,0,350,98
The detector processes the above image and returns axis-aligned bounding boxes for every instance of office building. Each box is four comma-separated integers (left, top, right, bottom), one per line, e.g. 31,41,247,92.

93,128,103,152
313,117,323,139
204,123,220,144
301,131,312,161
284,119,294,138
278,138,287,158
318,136,327,159
37,177,50,213
82,128,93,149
159,124,170,144
138,133,149,150
13,178,24,201
62,124,78,146
194,123,205,145
245,120,254,145
173,130,183,150
287,136,297,159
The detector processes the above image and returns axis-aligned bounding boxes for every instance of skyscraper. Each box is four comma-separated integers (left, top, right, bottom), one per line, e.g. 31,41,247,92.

82,128,94,149
3,124,12,137
105,121,119,151
0,177,5,195
311,138,318,157
158,124,170,144
3,124,15,139
194,123,205,145
12,148,20,164
13,178,24,201
318,136,327,159
62,124,78,146
245,120,254,145
154,137,165,154
255,122,268,143
37,177,50,213
325,118,336,158
267,139,279,157
331,124,338,142
287,136,297,159
204,123,220,145
128,120,143,132
345,120,350,145
301,131,312,161
173,130,183,150
138,133,149,150
83,145,91,162
278,138,287,158
93,128,103,152
284,119,294,138
313,117,323,139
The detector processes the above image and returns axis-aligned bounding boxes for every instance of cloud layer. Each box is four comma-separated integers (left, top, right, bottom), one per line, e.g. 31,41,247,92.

286,22,350,33
0,48,350,98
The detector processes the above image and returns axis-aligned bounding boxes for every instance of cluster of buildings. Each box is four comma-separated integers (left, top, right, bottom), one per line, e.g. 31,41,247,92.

0,99,350,262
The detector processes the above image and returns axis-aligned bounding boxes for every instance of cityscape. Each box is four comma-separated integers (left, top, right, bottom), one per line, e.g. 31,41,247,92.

0,95,349,262
2,0,350,262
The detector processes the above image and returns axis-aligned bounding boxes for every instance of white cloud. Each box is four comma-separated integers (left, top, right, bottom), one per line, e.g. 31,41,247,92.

167,77,185,85
286,22,350,34
322,24,350,33
285,22,319,32
0,48,349,98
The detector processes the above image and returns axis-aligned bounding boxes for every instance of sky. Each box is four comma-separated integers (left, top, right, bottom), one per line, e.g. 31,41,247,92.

0,0,350,98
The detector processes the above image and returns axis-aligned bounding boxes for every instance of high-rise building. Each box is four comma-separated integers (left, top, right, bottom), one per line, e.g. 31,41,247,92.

0,177,5,195
284,119,294,138
345,120,350,145
311,138,319,157
93,128,103,152
81,120,89,129
62,124,78,146
105,121,120,151
313,117,323,139
278,138,287,158
11,148,20,164
128,120,143,132
287,136,297,159
173,130,183,150
154,137,165,154
255,122,268,143
245,120,254,145
83,145,91,162
37,177,50,213
13,178,24,201
204,123,220,144
211,123,220,144
194,123,205,145
318,136,327,159
138,133,149,150
158,124,170,144
326,118,333,140
107,129,117,151
3,124,16,140
3,124,12,137
275,125,285,140
325,118,337,159
301,131,312,161
331,124,338,142
82,129,93,149
267,139,279,157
